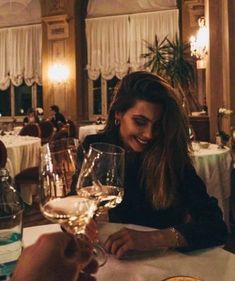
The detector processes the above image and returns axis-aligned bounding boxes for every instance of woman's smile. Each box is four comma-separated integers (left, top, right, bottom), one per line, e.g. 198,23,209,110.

116,99,163,152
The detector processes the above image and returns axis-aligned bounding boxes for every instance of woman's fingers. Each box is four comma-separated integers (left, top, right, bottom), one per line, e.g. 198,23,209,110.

104,228,133,258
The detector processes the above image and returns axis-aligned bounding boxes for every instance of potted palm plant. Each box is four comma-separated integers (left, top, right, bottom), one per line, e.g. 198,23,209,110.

141,35,201,115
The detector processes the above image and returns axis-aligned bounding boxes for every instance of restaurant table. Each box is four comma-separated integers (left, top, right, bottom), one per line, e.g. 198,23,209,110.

0,135,41,204
78,124,105,142
23,223,235,281
191,143,233,231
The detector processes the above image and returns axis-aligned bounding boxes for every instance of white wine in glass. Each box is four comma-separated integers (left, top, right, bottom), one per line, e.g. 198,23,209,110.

40,147,107,266
76,142,125,216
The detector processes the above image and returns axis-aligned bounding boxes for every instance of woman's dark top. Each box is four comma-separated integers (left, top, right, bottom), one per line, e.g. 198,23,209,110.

72,128,228,251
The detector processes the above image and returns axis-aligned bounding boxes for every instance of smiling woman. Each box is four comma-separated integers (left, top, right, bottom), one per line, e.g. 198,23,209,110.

71,71,227,259
115,100,163,152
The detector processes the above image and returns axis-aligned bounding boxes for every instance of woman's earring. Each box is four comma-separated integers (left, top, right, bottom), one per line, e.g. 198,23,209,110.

115,119,120,126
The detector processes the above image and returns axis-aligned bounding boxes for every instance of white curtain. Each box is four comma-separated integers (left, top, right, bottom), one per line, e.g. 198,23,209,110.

86,15,130,80
0,29,10,90
86,10,179,80
129,9,179,70
0,24,42,90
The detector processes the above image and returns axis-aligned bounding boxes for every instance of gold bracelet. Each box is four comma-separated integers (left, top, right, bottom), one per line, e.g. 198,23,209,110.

169,227,180,248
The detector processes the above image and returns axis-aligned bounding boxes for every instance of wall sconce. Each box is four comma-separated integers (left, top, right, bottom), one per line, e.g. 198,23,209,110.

190,17,208,69
48,63,69,84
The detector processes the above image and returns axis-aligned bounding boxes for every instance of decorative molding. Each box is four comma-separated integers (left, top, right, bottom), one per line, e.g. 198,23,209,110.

42,14,69,40
50,0,65,13
184,0,204,27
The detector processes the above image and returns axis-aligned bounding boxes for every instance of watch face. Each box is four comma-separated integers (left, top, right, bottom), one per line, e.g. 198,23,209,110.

162,277,202,281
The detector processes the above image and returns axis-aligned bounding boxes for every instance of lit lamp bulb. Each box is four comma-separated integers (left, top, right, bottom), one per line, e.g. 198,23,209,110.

190,17,208,69
48,64,69,84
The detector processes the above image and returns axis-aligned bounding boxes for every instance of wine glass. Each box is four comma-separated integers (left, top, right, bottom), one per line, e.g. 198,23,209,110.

76,142,125,219
39,142,107,266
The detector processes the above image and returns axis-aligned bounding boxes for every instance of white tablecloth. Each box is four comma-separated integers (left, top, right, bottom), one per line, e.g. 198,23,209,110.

78,124,105,142
0,135,41,177
23,223,235,281
0,135,41,204
191,143,232,231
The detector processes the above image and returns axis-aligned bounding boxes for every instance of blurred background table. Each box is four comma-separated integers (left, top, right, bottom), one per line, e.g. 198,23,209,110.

0,135,41,177
0,135,41,205
192,144,232,231
78,124,105,142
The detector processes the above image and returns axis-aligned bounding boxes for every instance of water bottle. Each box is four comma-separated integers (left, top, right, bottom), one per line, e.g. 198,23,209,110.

0,168,24,279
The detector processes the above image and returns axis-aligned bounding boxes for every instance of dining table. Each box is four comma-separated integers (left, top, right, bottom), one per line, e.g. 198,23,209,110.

78,123,105,142
23,222,235,281
191,143,233,231
0,134,41,204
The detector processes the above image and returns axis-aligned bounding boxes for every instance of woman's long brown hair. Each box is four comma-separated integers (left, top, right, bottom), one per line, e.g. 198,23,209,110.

103,71,192,209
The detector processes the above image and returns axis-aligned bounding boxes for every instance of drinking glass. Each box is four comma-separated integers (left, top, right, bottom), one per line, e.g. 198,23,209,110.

40,144,107,266
0,204,23,278
76,142,125,218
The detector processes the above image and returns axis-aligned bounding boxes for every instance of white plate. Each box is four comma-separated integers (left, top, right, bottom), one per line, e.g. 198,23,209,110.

162,277,202,281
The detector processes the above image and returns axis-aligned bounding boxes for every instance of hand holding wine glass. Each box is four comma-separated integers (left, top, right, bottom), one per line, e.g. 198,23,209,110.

40,141,107,266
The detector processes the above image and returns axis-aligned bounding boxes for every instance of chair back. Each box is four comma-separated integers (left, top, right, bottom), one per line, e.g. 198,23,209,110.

0,140,7,168
39,121,54,145
51,128,69,141
19,123,41,137
66,119,77,138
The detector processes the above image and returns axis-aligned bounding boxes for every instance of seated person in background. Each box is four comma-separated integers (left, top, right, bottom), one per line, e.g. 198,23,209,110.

72,71,228,259
23,108,40,126
49,105,66,130
10,232,98,281
36,107,44,122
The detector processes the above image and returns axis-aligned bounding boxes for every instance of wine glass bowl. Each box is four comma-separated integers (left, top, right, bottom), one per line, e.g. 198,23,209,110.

40,149,81,226
40,141,107,266
76,142,125,215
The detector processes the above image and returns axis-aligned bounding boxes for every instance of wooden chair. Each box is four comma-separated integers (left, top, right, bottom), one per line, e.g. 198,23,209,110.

19,123,41,138
66,119,77,138
189,116,210,142
51,127,69,141
14,166,40,204
39,121,55,145
15,125,41,202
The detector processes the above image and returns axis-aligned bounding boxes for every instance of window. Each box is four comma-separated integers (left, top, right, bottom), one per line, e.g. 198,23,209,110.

88,76,120,121
0,88,11,116
0,83,43,118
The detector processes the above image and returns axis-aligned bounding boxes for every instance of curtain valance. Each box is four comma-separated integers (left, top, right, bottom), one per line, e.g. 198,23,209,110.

86,9,179,80
0,24,42,90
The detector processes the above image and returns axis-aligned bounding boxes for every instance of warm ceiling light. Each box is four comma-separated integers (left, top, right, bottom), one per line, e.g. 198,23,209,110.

190,17,208,69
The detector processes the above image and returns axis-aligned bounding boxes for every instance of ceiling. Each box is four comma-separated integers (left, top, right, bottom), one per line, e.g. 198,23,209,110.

0,0,41,28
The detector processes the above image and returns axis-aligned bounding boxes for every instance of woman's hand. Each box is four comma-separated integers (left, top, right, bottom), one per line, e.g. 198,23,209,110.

104,228,160,259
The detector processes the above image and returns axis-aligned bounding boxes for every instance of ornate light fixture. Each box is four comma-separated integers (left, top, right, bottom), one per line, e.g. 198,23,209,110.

190,17,208,69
